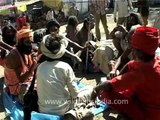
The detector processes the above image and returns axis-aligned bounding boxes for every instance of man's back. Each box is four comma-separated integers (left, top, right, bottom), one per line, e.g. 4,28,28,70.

128,57,160,119
37,60,78,115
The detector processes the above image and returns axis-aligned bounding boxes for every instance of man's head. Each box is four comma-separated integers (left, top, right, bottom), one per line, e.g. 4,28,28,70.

40,33,65,59
16,26,33,55
67,16,79,27
83,14,95,30
140,7,149,26
71,2,76,7
2,24,17,46
46,20,60,34
109,25,128,39
125,13,141,31
33,28,46,43
131,26,159,61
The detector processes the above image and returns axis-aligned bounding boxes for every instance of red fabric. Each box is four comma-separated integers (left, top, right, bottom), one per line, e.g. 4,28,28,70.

17,16,26,30
131,26,159,55
100,57,160,120
100,90,145,120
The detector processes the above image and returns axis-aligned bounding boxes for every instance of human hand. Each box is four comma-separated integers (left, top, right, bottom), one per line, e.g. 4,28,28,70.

114,17,117,23
107,70,119,80
84,42,92,49
30,61,38,71
30,56,39,73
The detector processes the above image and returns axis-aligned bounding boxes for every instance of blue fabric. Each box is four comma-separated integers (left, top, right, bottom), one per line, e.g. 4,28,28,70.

31,112,62,120
3,90,23,120
92,99,108,115
3,82,108,120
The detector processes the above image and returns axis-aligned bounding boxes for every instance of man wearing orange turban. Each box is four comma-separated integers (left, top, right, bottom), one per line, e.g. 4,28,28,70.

4,25,37,103
91,26,160,120
16,25,33,41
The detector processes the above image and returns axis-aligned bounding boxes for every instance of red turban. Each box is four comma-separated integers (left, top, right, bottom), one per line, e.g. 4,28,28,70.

131,26,159,55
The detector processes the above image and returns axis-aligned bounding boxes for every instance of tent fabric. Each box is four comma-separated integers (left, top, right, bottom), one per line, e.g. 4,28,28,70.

0,5,16,9
17,5,27,12
0,8,10,15
0,5,16,15
42,0,64,9
0,4,27,15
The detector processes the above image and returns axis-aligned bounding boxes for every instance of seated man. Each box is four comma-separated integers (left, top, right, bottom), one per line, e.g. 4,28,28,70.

34,20,83,66
0,33,13,66
91,26,160,120
76,14,96,47
108,6,150,75
76,15,97,72
4,26,38,103
66,16,79,43
37,33,93,116
109,25,128,58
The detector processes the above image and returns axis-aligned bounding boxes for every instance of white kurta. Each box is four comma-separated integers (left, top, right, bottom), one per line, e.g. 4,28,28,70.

114,0,132,18
37,60,78,116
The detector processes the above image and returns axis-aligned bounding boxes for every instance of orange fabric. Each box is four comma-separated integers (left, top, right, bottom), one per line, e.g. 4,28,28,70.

16,26,33,41
4,48,32,95
131,26,159,55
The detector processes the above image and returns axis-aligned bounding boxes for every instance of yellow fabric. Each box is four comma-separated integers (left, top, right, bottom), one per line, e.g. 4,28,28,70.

42,0,63,9
17,5,26,12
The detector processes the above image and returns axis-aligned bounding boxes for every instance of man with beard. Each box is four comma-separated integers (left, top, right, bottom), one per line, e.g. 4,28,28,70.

2,24,17,46
4,26,38,103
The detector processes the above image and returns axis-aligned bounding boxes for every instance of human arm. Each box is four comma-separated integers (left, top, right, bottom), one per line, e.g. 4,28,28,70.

113,0,118,22
0,41,13,51
66,65,79,98
67,38,84,50
108,47,131,79
5,52,38,83
46,11,49,21
65,49,82,63
92,63,142,100
108,28,134,78
128,0,133,10
114,47,131,71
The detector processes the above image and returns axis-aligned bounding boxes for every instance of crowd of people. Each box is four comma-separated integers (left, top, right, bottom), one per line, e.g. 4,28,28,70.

0,0,160,120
